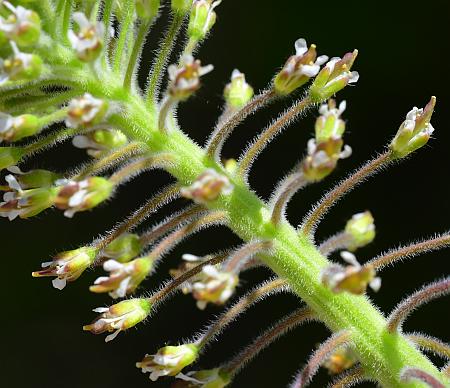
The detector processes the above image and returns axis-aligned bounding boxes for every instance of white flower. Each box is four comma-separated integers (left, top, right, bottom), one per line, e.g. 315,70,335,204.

65,93,107,128
191,265,238,309
68,12,104,61
0,41,37,84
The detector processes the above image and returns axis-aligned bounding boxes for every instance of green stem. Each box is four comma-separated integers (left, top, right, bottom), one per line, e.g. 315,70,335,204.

145,13,184,111
62,0,73,44
113,0,136,74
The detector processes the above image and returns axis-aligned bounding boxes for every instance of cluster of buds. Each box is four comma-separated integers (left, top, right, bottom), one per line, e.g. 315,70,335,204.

344,211,376,251
68,12,104,62
137,344,199,381
323,345,358,374
72,128,128,157
32,246,98,290
223,69,254,109
83,299,152,342
0,41,42,84
168,55,214,101
0,112,40,143
0,2,41,47
309,51,359,102
190,264,238,309
65,93,108,129
0,171,59,220
181,168,233,204
302,100,352,182
274,38,328,95
389,97,436,159
135,0,161,20
53,176,113,218
90,257,153,298
174,368,231,388
321,251,381,295
188,0,222,41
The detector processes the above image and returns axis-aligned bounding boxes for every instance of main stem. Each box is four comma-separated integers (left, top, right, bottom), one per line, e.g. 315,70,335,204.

80,74,448,387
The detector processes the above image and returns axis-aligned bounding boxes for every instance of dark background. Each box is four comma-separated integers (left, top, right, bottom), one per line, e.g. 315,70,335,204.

2,0,450,387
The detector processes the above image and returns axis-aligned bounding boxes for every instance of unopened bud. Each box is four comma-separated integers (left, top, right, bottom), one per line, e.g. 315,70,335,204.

224,69,253,109
315,99,346,143
136,0,160,20
188,0,221,41
0,146,24,170
323,346,358,374
175,367,232,388
345,211,375,251
102,233,143,263
171,0,192,14
5,166,60,189
72,129,128,157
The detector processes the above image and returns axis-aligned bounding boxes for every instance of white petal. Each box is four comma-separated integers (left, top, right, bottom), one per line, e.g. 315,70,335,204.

103,259,124,272
340,251,360,267
52,277,67,290
5,174,22,191
294,38,308,56
94,276,110,284
339,145,352,159
105,329,121,342
370,277,382,292
68,189,87,207
182,253,201,262
93,307,109,313
6,165,23,174
315,55,329,66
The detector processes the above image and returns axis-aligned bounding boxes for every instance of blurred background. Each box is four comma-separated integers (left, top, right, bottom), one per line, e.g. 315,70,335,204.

2,0,450,387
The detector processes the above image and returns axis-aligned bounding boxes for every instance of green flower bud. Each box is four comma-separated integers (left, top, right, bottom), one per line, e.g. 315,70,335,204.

103,233,143,263
6,167,61,189
389,97,436,159
175,368,232,388
0,3,41,46
345,211,376,251
274,38,328,95
32,246,98,289
223,69,254,109
0,113,40,142
188,0,221,41
136,0,160,20
137,344,199,380
171,0,192,14
0,146,24,170
83,298,152,342
72,129,128,157
1,42,43,83
315,99,346,143
54,176,114,218
309,50,359,102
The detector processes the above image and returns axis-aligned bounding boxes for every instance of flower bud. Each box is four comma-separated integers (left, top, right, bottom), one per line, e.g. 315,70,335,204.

137,344,199,381
181,168,233,204
188,0,221,41
389,97,436,159
102,233,143,263
310,50,359,102
175,368,232,388
83,298,152,342
0,41,42,84
72,129,128,157
168,55,213,101
7,167,61,189
321,251,381,295
0,2,41,46
323,346,357,374
191,265,238,309
302,137,352,182
344,211,375,251
65,93,108,128
32,246,97,290
54,176,114,218
90,257,152,298
315,99,346,143
171,0,192,14
0,146,24,170
0,113,40,142
223,69,254,109
136,0,160,20
274,38,328,95
68,12,104,62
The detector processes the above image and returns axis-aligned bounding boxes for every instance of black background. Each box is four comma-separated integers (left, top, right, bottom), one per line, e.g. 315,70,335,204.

2,1,450,387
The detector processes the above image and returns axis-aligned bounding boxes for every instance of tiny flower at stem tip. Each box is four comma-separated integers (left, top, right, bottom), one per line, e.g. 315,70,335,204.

72,129,128,157
32,246,98,290
68,12,104,62
137,344,199,381
102,233,143,263
174,367,231,387
188,0,222,41
181,169,233,204
345,211,376,251
223,69,254,109
0,112,40,143
65,94,108,129
389,96,436,159
83,298,152,342
0,2,41,47
0,41,42,84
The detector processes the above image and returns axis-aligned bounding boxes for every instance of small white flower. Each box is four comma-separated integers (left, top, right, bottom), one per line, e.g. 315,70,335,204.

0,2,38,40
68,12,104,61
0,41,36,84
65,93,107,128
